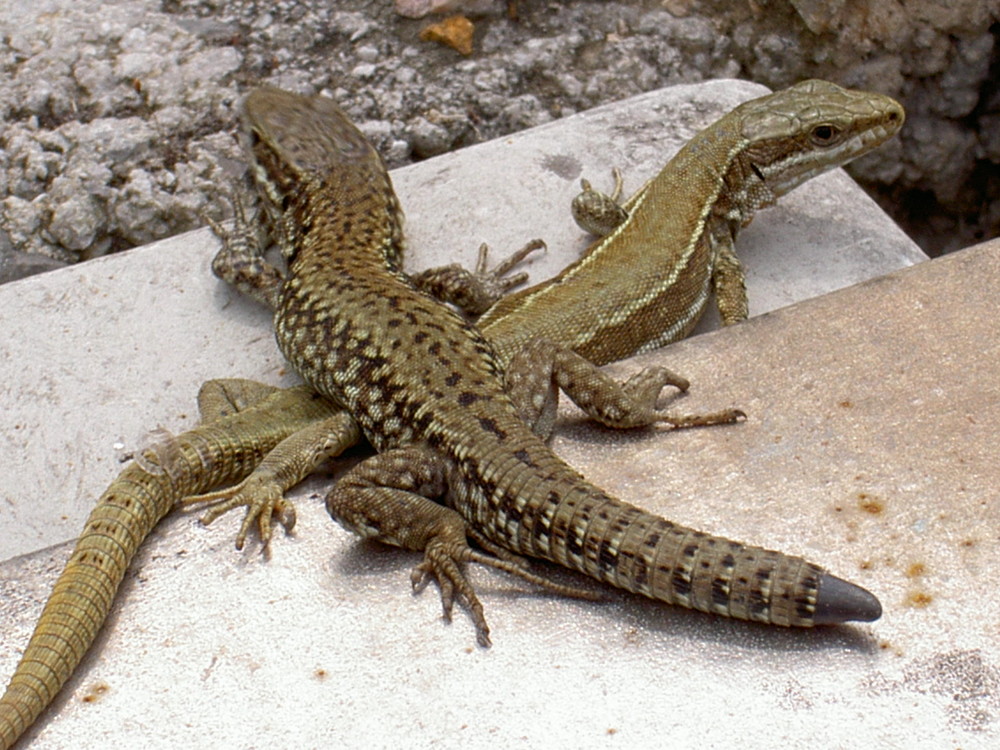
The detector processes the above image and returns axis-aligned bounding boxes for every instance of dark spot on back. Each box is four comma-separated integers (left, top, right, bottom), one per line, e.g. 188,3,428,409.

478,417,506,440
513,449,537,467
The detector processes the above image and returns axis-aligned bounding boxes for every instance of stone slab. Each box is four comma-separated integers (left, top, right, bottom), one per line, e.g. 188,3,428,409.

0,81,961,749
3,240,996,748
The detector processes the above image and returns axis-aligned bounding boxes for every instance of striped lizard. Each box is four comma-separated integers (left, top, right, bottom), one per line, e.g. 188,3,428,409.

0,80,903,748
477,78,906,366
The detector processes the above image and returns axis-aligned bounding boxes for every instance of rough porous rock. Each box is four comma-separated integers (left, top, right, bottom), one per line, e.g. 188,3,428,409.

0,0,996,281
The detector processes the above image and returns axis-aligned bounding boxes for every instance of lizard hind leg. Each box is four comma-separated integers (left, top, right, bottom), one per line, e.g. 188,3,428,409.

196,378,285,422
326,447,599,647
505,338,746,439
325,447,493,644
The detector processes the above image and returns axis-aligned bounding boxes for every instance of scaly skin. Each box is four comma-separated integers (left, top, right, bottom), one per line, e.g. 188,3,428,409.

0,382,348,750
0,80,904,746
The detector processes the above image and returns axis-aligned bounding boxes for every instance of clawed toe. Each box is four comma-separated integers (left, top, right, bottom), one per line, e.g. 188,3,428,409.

409,544,490,646
183,478,296,550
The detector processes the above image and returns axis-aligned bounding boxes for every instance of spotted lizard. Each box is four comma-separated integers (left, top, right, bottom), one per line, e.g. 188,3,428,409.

229,82,896,650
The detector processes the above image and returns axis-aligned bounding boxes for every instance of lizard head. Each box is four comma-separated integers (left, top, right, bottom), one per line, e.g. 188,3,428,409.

738,79,905,199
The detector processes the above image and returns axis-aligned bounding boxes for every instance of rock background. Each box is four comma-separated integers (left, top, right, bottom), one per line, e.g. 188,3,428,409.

1,0,997,283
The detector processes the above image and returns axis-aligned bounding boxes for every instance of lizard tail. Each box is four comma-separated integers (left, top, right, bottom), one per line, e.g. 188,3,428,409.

1,384,341,747
0,461,179,750
541,485,882,627
0,384,338,748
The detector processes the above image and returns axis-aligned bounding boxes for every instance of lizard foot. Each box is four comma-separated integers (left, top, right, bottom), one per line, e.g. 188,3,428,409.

202,188,283,308
506,339,747,435
412,238,546,316
326,446,600,645
183,475,296,550
410,535,603,648
411,539,493,647
622,365,747,429
571,167,628,237
471,238,547,301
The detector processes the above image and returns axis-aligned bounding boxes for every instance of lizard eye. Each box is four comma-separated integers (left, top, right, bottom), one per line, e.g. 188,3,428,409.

810,124,840,145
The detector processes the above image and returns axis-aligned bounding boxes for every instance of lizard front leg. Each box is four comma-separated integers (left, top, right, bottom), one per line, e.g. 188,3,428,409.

204,190,284,309
571,168,751,327
709,224,749,325
570,168,629,237
412,239,545,316
184,411,362,549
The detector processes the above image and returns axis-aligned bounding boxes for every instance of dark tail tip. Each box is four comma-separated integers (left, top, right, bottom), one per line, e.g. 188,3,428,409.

813,573,882,624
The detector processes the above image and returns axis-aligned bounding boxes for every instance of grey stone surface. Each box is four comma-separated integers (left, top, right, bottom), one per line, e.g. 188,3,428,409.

1,81,963,748
0,249,67,285
4,241,997,747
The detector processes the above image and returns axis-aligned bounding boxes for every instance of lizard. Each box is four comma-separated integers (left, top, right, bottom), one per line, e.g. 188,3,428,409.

222,81,895,653
0,380,610,750
475,77,907,366
0,79,903,747
195,78,905,543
